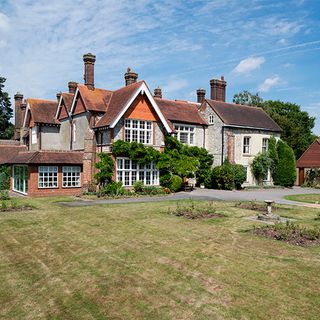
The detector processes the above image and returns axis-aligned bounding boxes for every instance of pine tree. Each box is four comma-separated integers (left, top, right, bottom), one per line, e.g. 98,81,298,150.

0,77,14,139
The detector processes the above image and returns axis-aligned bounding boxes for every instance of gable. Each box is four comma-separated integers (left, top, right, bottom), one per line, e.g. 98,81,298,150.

73,94,87,115
124,94,159,122
297,139,320,168
58,101,70,120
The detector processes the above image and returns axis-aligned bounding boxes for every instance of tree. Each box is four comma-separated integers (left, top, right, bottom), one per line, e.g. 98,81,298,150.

262,100,316,158
233,90,263,107
273,140,296,187
251,152,271,184
233,91,316,158
0,77,14,139
94,153,114,186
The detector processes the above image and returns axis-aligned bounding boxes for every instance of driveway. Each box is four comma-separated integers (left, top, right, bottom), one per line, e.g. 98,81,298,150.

59,187,320,207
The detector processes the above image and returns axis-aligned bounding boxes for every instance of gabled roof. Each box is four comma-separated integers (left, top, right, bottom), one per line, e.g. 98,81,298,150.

76,84,113,113
24,98,59,126
0,145,28,164
155,98,206,127
8,151,83,164
94,81,172,133
205,99,282,132
297,139,320,168
56,93,74,119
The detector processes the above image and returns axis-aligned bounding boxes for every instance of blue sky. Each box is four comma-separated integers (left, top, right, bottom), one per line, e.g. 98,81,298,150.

0,0,319,134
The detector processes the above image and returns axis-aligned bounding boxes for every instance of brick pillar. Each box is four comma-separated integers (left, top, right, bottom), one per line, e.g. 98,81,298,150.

154,87,162,99
14,92,23,140
68,81,78,94
227,132,235,163
124,67,138,86
83,53,96,90
196,88,206,103
210,76,227,101
83,127,96,190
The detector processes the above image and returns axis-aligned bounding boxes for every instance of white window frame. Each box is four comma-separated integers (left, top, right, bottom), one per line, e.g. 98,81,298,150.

116,157,159,186
38,166,58,189
262,138,269,153
173,124,195,145
31,126,37,144
12,165,28,195
208,115,214,125
62,166,81,188
243,136,251,154
124,119,153,144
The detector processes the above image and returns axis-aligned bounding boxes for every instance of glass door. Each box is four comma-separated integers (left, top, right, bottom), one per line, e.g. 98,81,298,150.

12,165,28,195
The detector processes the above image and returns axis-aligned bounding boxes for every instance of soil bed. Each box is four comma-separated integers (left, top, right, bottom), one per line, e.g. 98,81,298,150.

173,211,225,220
0,206,33,213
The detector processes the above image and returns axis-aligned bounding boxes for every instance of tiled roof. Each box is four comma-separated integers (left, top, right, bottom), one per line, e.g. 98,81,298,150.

297,139,320,168
155,98,206,126
28,98,60,125
78,84,113,113
206,99,282,132
0,145,28,164
9,151,83,164
61,93,74,113
94,81,143,128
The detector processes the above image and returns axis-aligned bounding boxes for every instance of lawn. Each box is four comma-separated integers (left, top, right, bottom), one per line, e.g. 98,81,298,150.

0,197,320,319
284,193,320,203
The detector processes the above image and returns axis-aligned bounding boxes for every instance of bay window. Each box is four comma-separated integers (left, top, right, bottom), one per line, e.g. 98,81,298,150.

124,119,152,144
116,158,159,186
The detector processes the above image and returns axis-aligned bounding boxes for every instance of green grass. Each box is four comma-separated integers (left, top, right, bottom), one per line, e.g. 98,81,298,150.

0,197,320,319
284,193,320,203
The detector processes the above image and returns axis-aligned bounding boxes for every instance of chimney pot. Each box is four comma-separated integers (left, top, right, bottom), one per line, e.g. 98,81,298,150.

154,87,162,99
210,76,227,102
196,88,206,103
83,53,96,90
68,81,78,94
124,67,138,86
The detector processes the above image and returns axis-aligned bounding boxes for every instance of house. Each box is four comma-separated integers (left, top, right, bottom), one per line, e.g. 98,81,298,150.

296,138,320,185
1,53,282,196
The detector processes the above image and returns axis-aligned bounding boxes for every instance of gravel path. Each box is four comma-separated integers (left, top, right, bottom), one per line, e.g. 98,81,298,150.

59,187,320,208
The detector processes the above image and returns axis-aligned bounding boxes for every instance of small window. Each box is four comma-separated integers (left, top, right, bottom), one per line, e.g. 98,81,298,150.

262,138,269,153
208,115,214,124
63,166,81,188
243,137,251,154
38,166,58,188
31,127,37,144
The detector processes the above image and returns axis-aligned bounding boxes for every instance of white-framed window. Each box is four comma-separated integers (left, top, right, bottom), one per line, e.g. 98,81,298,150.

173,125,195,145
243,136,251,154
38,166,58,188
262,138,269,153
124,119,152,144
62,166,81,188
31,126,37,144
116,157,159,186
208,115,214,124
72,122,76,143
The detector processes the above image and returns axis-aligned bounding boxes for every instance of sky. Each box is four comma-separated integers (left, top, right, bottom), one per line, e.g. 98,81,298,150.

0,0,319,134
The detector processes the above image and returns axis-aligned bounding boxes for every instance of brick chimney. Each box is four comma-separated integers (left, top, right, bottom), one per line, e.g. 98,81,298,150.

124,67,138,86
154,87,162,99
210,76,226,101
83,53,96,90
14,92,23,129
196,88,206,103
68,81,78,94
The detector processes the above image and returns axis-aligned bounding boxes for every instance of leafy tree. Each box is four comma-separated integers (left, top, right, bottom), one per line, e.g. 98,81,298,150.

232,164,247,189
268,136,278,176
262,100,316,158
251,152,271,184
211,163,234,190
273,140,296,187
233,90,263,107
94,153,114,186
0,77,14,139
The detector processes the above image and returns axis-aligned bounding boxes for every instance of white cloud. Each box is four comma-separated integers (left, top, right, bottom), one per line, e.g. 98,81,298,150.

233,56,265,74
264,18,303,36
0,12,10,31
278,38,289,45
258,76,281,92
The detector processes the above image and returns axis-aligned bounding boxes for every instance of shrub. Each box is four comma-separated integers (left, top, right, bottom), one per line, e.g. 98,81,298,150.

268,137,278,176
170,175,182,192
95,153,114,186
0,165,10,190
133,180,144,193
160,173,172,189
0,190,10,200
232,164,246,189
273,140,296,187
251,152,271,184
211,164,234,190
100,181,125,197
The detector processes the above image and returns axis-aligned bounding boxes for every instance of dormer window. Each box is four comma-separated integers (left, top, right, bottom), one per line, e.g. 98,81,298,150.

208,115,214,124
124,119,152,144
